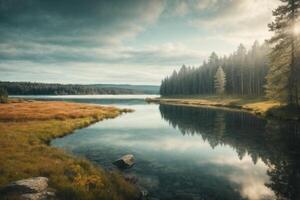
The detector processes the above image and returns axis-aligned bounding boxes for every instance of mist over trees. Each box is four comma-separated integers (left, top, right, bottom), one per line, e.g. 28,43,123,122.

160,41,269,97
214,66,226,95
161,0,300,108
266,0,300,107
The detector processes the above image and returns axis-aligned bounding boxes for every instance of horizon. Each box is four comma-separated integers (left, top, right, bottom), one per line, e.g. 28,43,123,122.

0,80,160,87
0,0,278,85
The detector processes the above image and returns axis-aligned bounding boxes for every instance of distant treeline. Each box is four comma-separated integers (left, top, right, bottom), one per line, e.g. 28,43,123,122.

0,82,143,95
160,41,269,97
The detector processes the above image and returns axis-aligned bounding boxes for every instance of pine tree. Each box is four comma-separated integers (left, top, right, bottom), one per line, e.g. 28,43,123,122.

266,0,300,107
236,44,247,95
214,66,226,95
159,43,269,97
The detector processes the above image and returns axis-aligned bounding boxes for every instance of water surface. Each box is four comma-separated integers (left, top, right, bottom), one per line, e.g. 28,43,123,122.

23,95,299,200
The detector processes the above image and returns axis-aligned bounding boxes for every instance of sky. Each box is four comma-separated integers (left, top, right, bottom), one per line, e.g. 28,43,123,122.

0,0,279,85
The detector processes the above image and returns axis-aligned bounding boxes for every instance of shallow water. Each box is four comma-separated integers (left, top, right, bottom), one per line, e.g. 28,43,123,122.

23,95,299,200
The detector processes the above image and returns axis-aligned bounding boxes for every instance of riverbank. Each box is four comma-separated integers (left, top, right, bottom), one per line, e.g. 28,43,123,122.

146,96,300,120
0,99,139,200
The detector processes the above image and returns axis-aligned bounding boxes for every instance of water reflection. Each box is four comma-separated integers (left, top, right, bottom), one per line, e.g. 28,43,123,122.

49,95,300,200
159,104,300,200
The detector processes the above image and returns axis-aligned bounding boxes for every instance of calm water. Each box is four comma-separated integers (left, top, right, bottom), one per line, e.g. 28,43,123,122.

23,95,300,200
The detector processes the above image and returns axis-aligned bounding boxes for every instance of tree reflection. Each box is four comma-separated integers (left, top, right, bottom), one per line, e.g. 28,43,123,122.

159,104,300,200
264,120,300,200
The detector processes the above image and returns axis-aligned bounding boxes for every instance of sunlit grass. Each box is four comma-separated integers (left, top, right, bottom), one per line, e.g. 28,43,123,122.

0,100,130,122
242,101,281,115
148,95,281,116
0,100,138,200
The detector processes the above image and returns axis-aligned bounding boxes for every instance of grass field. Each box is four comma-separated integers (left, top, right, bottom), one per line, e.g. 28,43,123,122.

0,100,139,200
146,95,283,117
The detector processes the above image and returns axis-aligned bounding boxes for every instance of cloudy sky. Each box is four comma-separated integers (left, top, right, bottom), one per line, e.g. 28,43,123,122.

0,0,278,85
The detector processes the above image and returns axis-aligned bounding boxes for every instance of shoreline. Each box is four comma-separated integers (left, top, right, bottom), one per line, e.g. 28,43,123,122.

146,97,299,121
0,100,139,200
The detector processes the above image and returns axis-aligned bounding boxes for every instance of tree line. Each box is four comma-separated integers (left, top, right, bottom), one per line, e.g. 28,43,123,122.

160,41,269,97
160,0,300,107
0,82,137,95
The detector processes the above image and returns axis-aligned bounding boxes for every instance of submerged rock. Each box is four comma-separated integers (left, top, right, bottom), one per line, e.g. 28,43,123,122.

124,174,139,184
113,154,135,169
123,174,152,200
139,186,149,198
1,177,56,200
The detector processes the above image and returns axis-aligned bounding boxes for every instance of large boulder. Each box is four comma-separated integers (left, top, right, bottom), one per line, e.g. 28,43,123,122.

1,177,56,200
113,154,135,169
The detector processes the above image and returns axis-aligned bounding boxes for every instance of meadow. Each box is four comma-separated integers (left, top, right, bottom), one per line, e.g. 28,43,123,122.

0,100,138,200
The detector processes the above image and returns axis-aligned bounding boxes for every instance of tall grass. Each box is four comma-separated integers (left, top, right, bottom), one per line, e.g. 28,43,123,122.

0,101,138,200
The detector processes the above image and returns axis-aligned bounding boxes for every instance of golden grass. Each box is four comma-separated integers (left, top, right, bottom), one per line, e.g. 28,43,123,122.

147,96,281,116
0,101,131,122
0,101,138,200
242,101,281,115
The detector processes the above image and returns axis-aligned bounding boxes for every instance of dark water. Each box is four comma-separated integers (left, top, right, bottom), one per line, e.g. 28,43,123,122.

37,95,300,200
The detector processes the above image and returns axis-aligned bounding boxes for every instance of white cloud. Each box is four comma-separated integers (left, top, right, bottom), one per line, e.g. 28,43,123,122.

0,61,178,84
195,0,217,10
0,0,281,83
0,41,204,67
174,1,189,16
210,155,274,200
122,42,205,65
190,0,279,46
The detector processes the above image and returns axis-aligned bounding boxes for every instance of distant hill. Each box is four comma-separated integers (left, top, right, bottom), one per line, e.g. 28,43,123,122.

0,81,160,95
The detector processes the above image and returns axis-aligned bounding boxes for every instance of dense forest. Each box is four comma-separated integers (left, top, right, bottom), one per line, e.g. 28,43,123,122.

0,82,159,95
160,42,269,96
160,0,300,107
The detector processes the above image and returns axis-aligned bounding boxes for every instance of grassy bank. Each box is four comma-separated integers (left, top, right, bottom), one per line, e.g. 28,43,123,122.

0,100,139,200
146,95,300,120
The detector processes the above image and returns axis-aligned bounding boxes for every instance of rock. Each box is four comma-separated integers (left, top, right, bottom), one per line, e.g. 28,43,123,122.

3,177,48,195
139,186,149,197
113,154,135,169
1,177,56,200
137,186,149,200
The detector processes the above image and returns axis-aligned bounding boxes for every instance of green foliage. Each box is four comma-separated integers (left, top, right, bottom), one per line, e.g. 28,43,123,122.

160,41,269,97
0,82,154,95
0,87,8,103
266,0,300,106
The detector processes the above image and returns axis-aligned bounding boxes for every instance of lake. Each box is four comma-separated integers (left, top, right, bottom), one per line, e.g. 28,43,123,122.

20,95,300,200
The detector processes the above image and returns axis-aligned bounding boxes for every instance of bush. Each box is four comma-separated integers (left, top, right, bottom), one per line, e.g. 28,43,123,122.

0,88,8,103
